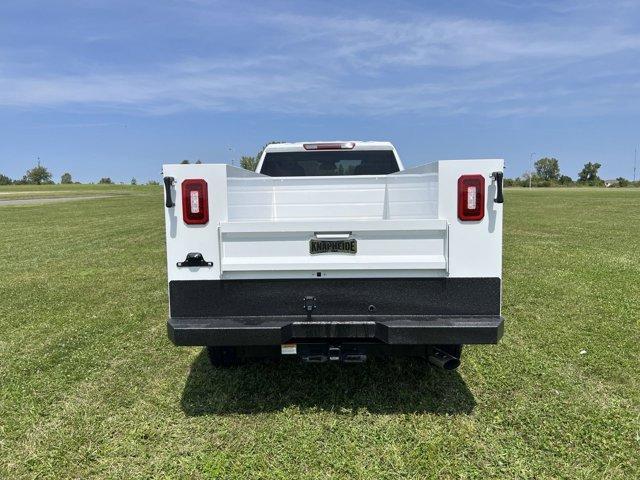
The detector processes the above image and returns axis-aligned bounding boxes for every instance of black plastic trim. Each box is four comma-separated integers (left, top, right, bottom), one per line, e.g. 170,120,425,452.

163,176,174,208
492,171,504,204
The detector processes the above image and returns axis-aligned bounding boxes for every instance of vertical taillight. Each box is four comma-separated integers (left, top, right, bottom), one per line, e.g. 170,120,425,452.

182,179,209,224
458,175,485,221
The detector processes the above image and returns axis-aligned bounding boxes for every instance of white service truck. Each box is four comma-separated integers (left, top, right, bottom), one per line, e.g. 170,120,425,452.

162,141,504,369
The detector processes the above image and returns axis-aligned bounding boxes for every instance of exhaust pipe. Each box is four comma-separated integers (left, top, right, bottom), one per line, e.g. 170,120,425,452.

428,348,461,370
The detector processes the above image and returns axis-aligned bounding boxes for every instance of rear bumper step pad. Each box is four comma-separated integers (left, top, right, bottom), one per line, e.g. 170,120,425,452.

167,315,504,346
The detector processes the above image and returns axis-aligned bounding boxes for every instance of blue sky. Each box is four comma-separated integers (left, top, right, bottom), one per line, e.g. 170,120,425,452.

1,0,639,182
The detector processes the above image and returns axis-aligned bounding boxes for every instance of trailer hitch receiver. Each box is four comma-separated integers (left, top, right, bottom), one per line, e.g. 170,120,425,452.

303,296,317,319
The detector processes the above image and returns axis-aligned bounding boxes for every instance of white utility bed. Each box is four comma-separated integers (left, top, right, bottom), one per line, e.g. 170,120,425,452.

163,159,502,281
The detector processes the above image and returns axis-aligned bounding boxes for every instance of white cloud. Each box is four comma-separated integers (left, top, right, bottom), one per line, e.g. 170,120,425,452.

0,4,639,116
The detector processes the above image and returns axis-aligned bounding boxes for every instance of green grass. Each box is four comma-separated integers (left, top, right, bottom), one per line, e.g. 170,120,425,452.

0,187,638,479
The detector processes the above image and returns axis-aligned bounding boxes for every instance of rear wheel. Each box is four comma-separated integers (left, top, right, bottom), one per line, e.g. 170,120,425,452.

206,346,239,367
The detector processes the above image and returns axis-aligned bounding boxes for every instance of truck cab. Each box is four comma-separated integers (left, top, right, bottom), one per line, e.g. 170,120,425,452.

162,141,504,369
256,141,403,176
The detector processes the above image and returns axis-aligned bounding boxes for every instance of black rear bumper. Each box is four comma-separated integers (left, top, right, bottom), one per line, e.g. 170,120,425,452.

167,277,503,347
167,315,504,346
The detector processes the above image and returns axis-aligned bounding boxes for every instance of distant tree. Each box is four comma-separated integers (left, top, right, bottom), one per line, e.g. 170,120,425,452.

521,171,542,184
0,173,12,185
195,159,202,164
236,141,285,171
240,156,259,171
534,157,560,181
131,178,137,185
180,159,190,164
61,172,72,184
98,177,113,184
578,162,602,184
558,175,573,185
616,177,629,187
513,176,529,187
24,164,53,185
147,180,160,186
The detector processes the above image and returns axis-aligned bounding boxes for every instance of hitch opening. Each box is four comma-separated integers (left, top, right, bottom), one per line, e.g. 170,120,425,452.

299,344,368,363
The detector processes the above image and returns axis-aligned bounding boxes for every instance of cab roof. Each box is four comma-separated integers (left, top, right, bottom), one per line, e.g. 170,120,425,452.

263,141,395,153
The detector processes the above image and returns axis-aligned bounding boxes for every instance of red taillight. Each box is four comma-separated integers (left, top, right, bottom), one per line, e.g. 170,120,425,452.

458,175,485,221
182,179,209,224
303,142,355,150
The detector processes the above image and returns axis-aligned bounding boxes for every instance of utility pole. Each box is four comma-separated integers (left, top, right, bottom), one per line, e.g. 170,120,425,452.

634,147,637,182
228,146,235,167
529,152,536,188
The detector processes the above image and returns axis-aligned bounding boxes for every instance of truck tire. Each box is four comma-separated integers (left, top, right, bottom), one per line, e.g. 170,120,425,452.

206,346,239,367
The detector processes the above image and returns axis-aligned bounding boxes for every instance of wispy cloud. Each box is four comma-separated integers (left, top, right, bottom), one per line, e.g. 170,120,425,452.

1,2,639,117
264,13,640,67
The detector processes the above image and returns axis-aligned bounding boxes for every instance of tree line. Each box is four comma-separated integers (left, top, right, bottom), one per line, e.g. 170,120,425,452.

504,158,638,187
3,154,636,188
0,164,158,186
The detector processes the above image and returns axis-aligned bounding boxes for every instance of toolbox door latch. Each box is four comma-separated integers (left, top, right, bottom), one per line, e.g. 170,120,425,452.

177,252,213,268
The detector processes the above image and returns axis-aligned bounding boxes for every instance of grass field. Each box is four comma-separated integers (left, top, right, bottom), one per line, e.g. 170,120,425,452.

0,187,638,479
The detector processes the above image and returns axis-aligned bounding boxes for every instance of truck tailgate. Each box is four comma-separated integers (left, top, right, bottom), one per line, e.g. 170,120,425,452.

219,219,447,275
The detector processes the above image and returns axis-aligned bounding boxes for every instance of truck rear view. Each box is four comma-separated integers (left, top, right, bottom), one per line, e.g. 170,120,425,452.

162,141,504,369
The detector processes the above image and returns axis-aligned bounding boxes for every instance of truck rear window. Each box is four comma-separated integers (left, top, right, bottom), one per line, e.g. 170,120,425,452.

260,150,400,176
